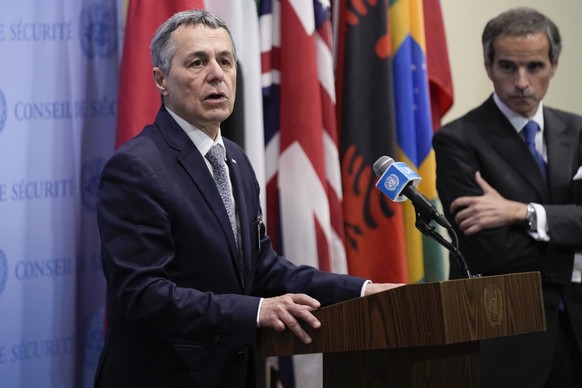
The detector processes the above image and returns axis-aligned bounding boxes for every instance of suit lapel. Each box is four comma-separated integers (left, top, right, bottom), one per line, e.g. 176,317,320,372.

179,146,245,286
225,148,249,287
545,108,576,202
155,108,241,278
483,99,550,200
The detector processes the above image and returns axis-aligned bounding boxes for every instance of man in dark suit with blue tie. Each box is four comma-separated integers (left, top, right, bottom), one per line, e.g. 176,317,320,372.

93,9,401,388
433,7,582,388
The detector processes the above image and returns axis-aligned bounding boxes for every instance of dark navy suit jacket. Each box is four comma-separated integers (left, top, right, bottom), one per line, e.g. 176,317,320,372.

94,106,366,388
433,96,582,387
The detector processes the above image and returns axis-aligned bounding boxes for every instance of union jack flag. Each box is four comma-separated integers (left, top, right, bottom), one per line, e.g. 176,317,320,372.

259,0,346,386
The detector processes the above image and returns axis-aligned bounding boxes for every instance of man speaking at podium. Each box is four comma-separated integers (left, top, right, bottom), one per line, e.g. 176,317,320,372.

433,7,582,388
93,9,401,388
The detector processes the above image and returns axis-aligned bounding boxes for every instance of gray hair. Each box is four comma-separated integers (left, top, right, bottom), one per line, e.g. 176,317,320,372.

482,7,562,65
150,9,236,74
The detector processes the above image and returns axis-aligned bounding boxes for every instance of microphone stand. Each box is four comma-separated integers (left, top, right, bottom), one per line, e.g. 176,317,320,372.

414,217,477,279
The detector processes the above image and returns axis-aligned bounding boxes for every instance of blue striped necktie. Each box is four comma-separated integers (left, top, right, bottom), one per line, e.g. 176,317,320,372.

522,121,547,180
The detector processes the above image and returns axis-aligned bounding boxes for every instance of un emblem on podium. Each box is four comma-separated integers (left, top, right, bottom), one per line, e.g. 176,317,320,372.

484,284,503,326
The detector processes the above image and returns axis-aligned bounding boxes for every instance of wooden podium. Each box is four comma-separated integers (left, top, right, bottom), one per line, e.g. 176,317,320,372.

256,272,545,387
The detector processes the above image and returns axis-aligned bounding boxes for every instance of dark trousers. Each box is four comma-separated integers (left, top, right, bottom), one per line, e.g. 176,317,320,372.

545,309,582,388
480,305,582,388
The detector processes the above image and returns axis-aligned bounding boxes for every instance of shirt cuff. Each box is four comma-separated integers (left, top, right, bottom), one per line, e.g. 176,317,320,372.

573,253,582,283
256,298,263,328
528,203,549,241
361,280,372,297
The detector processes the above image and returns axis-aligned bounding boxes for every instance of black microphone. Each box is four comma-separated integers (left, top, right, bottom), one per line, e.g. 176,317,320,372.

373,156,451,229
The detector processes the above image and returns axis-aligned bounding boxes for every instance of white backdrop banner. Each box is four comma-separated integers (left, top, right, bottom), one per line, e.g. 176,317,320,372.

0,0,121,386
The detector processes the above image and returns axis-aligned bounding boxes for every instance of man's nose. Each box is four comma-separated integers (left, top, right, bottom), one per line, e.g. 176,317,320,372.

514,68,530,90
207,60,225,82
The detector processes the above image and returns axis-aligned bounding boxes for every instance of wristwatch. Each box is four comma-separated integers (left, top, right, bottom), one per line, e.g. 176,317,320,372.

526,204,537,231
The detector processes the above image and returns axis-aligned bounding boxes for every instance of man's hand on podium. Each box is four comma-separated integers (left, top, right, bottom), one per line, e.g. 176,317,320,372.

258,283,404,345
259,293,321,344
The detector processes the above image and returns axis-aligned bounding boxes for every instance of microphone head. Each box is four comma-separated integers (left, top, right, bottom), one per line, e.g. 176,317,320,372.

375,159,422,202
373,156,394,177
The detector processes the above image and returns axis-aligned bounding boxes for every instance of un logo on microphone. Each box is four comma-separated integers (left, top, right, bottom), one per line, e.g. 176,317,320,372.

385,174,400,192
79,4,118,59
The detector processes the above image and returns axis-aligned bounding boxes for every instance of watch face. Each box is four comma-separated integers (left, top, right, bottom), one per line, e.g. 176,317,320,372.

527,205,537,231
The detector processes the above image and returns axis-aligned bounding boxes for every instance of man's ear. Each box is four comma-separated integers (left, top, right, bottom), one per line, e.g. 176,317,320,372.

484,59,494,81
153,67,168,95
550,59,559,78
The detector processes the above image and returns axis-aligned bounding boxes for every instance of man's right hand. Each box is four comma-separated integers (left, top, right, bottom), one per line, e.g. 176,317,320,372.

258,293,321,344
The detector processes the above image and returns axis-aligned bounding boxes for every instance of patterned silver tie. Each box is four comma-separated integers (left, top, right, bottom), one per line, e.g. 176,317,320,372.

205,144,238,248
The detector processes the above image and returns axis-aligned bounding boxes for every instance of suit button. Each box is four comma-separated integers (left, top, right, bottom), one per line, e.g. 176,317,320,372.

238,351,246,361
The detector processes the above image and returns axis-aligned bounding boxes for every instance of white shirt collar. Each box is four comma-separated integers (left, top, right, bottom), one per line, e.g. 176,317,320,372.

166,107,226,159
492,93,544,133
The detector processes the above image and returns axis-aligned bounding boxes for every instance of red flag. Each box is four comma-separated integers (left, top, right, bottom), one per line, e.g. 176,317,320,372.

115,0,204,148
423,0,454,130
335,1,408,283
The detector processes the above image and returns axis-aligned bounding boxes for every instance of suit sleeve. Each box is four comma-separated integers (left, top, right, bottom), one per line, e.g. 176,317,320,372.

545,205,582,248
433,125,556,276
544,120,582,248
228,144,367,305
251,236,366,306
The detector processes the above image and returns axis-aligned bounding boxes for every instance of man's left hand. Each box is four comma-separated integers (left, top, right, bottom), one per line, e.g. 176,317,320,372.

450,171,527,235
